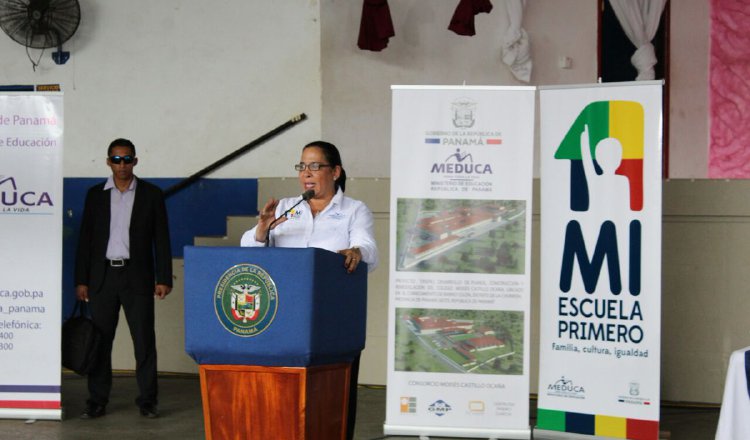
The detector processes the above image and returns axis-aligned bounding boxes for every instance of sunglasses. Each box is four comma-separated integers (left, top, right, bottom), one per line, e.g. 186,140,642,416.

109,155,135,164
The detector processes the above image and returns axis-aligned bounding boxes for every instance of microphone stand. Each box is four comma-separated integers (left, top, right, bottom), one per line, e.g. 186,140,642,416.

264,190,314,247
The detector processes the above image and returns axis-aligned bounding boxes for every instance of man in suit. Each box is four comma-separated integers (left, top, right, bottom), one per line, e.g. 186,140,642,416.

74,138,172,419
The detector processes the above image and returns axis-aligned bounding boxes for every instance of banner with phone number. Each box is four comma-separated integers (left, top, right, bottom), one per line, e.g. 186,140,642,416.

0,93,63,420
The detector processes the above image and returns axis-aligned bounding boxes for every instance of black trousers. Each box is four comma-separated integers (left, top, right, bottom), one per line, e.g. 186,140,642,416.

86,265,157,408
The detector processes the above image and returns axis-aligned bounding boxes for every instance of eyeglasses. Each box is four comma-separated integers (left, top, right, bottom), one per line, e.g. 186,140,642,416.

294,162,332,172
109,155,135,164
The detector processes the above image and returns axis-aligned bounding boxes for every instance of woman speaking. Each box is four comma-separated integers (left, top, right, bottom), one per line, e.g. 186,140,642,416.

241,140,378,272
240,140,378,439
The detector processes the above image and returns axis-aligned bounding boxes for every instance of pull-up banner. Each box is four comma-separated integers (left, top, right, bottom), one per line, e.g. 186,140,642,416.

385,85,535,439
536,82,662,440
0,93,63,420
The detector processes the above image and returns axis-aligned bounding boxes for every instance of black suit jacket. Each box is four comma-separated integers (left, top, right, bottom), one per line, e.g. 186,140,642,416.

74,177,172,295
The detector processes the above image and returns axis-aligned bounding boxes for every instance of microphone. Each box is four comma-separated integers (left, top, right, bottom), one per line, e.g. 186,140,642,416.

301,189,315,201
264,190,315,246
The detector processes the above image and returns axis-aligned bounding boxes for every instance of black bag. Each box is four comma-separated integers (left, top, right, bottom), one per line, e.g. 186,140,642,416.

61,301,102,375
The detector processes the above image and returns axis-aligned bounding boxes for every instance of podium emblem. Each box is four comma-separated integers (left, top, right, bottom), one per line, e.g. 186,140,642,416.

231,284,261,321
214,263,278,337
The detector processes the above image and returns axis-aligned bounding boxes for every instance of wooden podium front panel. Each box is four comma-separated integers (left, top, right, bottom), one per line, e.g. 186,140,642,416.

304,364,350,439
200,364,350,440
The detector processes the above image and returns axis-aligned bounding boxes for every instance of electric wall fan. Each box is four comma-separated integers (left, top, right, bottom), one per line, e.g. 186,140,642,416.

0,0,81,67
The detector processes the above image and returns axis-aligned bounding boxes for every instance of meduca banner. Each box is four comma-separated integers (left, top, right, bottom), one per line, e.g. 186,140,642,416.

385,85,534,439
0,93,63,420
536,82,662,440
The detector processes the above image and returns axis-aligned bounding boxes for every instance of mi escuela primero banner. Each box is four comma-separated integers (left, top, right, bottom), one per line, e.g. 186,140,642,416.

537,82,662,440
385,86,535,439
0,93,63,420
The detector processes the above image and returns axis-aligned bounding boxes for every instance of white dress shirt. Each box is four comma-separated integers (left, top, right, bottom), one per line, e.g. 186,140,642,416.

104,175,136,260
241,188,378,272
716,346,750,440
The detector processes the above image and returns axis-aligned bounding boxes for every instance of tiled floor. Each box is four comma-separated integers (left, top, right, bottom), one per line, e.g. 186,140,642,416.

0,373,721,439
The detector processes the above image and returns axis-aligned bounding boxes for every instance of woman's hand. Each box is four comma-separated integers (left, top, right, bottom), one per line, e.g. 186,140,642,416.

254,198,284,242
338,247,362,273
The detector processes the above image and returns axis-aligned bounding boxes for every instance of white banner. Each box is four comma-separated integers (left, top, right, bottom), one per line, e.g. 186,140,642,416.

537,82,662,439
0,93,63,420
385,85,535,439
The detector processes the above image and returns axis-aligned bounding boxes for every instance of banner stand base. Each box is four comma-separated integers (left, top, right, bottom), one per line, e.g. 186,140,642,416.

0,409,62,421
535,428,671,440
534,428,639,440
384,423,531,439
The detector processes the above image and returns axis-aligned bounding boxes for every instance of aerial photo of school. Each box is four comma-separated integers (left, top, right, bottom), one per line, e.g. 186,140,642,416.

394,308,524,375
396,198,527,274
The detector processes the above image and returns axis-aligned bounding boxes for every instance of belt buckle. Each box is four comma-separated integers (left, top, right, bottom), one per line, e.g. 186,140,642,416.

110,259,125,267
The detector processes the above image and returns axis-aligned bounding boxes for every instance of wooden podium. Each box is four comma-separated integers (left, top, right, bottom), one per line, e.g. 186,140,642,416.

184,247,367,440
200,364,351,440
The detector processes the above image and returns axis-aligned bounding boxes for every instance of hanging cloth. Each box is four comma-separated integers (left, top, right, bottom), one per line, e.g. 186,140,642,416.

448,0,493,36
608,0,667,80
357,0,395,51
501,0,532,82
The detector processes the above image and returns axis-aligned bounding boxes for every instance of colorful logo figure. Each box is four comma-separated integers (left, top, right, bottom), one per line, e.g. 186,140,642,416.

554,101,644,212
556,101,645,296
214,264,278,337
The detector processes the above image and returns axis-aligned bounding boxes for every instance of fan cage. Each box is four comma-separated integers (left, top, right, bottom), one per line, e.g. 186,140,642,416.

0,0,81,49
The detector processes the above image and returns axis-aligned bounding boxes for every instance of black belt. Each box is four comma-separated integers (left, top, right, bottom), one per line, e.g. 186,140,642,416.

106,258,129,267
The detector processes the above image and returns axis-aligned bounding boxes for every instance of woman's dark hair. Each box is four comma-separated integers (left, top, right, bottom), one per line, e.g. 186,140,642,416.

304,140,347,192
108,138,136,157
